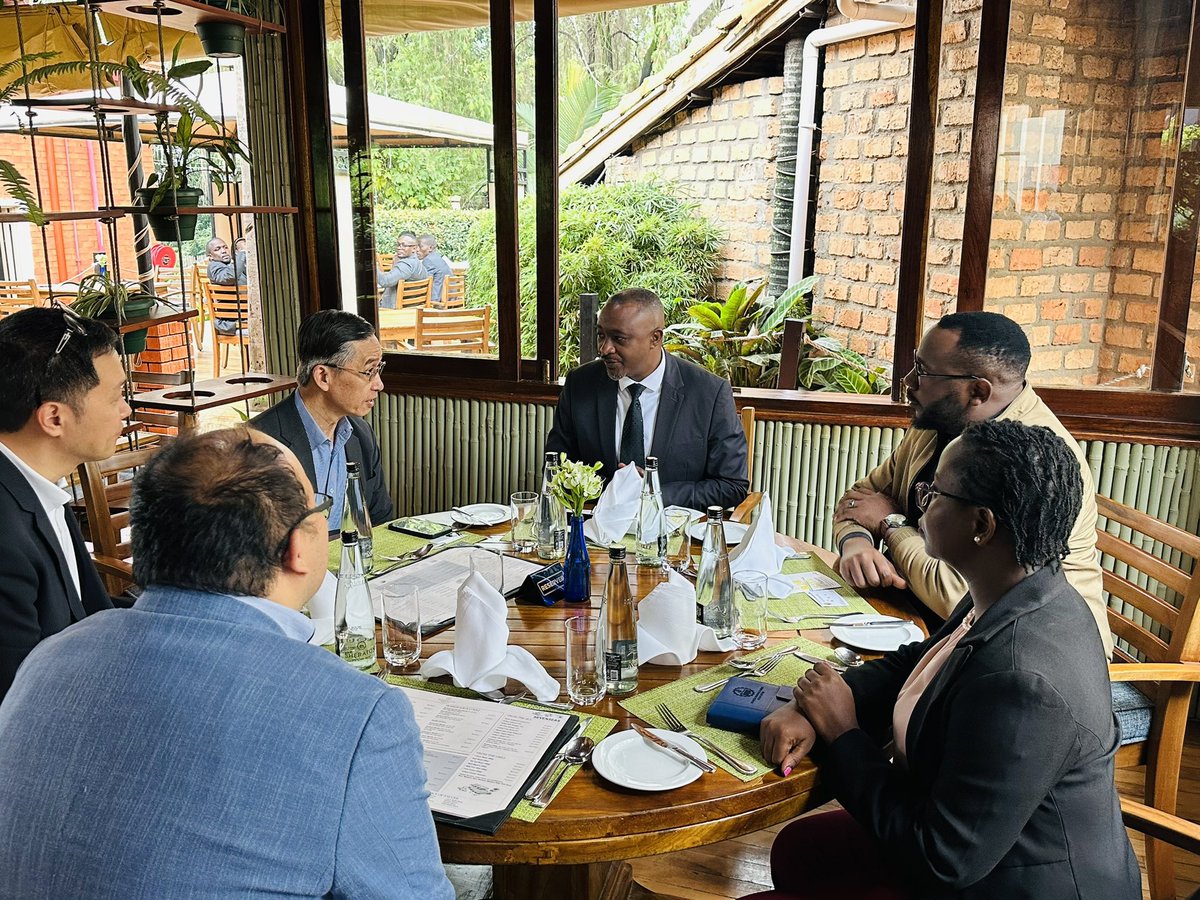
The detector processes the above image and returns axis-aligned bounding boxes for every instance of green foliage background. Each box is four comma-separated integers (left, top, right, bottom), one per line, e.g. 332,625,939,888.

374,209,485,262
464,180,724,367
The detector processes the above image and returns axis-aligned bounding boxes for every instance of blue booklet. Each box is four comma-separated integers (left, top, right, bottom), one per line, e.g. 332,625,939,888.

704,676,794,736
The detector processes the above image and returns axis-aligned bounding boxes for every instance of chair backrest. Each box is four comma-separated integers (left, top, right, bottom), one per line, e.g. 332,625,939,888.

76,444,161,566
377,252,394,271
443,274,466,308
1097,494,1200,666
0,279,41,317
415,307,490,353
154,267,188,303
776,318,806,389
740,406,755,483
206,282,249,332
399,277,433,309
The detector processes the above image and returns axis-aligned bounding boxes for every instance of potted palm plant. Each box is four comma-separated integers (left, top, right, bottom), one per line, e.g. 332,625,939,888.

72,274,159,355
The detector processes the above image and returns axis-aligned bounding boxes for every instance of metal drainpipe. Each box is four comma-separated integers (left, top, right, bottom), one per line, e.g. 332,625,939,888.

786,0,916,286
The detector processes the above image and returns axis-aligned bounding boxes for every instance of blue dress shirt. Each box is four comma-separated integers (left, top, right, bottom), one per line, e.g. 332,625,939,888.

294,392,352,525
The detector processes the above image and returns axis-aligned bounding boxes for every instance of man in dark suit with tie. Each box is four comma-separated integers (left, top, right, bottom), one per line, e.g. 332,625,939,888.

546,288,748,510
0,306,132,702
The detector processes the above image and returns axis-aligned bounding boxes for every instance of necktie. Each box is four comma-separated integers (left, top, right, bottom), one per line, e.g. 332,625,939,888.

620,383,646,469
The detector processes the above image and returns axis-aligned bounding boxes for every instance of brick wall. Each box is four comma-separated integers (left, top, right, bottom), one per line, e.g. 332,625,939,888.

603,76,783,299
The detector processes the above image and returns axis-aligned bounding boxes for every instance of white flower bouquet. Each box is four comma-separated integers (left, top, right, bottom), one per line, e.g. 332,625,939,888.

549,454,604,517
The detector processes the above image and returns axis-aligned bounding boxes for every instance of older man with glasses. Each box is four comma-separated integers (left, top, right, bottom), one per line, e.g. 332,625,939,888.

830,311,1109,657
0,305,131,702
0,427,453,897
250,309,393,527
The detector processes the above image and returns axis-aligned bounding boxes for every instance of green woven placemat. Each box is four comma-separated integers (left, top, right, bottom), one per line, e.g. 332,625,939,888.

766,556,876,623
383,675,617,823
327,522,484,575
619,636,837,782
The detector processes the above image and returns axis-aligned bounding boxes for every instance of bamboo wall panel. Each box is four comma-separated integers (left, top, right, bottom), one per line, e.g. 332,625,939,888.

244,35,301,379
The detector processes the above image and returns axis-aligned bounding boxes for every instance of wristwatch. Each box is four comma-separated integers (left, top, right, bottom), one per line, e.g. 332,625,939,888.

880,513,910,540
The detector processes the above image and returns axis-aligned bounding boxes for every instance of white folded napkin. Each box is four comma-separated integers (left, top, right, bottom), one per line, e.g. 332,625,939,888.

584,462,643,544
419,570,561,701
728,493,793,597
636,569,736,665
306,570,337,646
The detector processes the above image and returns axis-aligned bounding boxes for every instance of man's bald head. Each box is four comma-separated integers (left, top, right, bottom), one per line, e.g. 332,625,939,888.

597,288,666,381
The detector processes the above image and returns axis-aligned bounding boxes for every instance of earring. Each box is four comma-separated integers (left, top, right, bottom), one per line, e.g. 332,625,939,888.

973,536,982,544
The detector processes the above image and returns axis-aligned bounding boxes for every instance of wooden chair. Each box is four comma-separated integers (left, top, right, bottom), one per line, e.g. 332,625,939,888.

76,443,162,595
191,263,212,350
414,307,490,353
398,276,433,309
376,251,394,271
1098,494,1200,900
740,406,755,483
442,274,466,308
0,279,42,317
206,282,250,378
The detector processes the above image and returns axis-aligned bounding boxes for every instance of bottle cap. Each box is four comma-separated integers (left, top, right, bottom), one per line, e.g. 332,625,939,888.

545,450,558,462
608,545,627,560
341,530,358,544
706,505,724,519
645,456,658,469
346,461,360,475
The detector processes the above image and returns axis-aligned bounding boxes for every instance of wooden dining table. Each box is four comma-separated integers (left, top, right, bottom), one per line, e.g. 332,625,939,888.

385,505,925,900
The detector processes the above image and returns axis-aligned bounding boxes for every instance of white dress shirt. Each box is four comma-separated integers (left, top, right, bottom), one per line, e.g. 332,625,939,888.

0,440,81,602
614,350,667,460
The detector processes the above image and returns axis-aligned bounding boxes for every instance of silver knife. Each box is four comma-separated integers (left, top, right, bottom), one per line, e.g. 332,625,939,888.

632,723,715,773
837,618,912,628
524,717,585,800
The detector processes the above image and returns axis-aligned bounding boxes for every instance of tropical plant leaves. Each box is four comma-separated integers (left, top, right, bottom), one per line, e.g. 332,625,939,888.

0,161,44,226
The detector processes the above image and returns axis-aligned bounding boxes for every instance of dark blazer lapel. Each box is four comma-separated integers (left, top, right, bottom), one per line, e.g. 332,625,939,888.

651,351,683,458
0,455,86,620
596,370,618,470
276,392,319,491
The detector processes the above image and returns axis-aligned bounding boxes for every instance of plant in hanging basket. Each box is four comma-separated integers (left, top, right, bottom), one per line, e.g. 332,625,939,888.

72,273,160,355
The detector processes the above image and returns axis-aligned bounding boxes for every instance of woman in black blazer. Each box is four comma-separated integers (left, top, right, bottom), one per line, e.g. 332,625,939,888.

748,420,1139,899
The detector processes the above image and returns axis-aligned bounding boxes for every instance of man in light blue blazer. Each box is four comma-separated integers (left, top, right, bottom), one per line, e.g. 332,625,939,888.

0,427,453,899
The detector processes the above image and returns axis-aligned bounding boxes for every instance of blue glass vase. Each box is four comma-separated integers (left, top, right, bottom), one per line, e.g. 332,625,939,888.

563,512,590,603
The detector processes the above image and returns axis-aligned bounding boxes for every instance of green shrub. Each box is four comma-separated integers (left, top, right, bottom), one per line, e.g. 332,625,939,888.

464,180,725,366
374,208,484,262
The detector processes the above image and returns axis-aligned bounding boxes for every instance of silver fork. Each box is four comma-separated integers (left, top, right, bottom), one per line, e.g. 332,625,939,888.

481,689,574,711
656,703,756,775
694,652,786,693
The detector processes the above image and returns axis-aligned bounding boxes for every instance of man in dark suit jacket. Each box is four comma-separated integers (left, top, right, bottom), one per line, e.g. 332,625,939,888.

0,306,132,701
0,427,452,897
545,289,748,510
251,310,393,527
417,234,453,306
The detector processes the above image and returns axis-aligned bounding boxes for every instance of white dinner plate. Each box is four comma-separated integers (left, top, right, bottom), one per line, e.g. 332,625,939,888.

591,728,709,792
451,503,510,527
828,614,924,652
687,521,750,545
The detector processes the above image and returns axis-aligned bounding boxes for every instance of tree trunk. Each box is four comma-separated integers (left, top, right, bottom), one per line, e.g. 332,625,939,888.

768,33,809,303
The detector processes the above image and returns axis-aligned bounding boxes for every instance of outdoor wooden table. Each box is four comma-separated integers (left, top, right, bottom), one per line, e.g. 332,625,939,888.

378,307,417,346
385,514,926,900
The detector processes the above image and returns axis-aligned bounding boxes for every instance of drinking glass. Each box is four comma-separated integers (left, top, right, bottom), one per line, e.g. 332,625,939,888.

510,491,538,553
467,547,505,595
564,615,606,706
733,571,769,650
381,584,421,669
663,507,694,571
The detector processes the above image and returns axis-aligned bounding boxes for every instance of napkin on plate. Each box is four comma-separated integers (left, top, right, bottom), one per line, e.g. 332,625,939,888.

728,493,793,597
419,570,561,701
584,462,643,544
636,569,736,665
307,570,337,646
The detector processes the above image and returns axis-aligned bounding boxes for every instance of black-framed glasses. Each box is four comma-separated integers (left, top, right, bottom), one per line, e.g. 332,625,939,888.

277,493,333,556
325,360,386,380
908,351,983,385
915,481,984,512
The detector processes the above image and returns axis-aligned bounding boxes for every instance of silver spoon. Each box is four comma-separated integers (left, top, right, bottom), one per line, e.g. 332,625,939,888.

833,646,864,667
381,543,434,563
531,735,595,807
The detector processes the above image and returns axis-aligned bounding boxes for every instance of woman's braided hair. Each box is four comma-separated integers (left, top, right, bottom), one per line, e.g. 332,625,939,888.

955,420,1082,571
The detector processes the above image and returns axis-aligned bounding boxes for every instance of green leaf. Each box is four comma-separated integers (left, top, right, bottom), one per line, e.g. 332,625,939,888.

168,61,212,80
761,276,818,333
0,160,44,226
833,368,871,394
688,304,723,330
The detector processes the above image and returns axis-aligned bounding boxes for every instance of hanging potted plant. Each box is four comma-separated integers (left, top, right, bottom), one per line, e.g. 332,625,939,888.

71,273,160,355
195,0,260,58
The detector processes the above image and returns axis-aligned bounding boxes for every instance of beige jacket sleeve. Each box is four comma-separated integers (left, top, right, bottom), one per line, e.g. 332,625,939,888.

831,456,896,552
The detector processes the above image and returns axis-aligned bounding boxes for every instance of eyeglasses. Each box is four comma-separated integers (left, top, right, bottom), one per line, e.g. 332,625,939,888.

908,352,983,386
915,481,983,512
276,493,333,557
324,360,386,380
50,301,87,359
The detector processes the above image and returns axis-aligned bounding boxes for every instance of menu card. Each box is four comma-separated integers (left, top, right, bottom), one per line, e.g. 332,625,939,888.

398,687,575,832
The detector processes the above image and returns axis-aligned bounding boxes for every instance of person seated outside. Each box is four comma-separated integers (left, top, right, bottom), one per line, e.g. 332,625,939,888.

416,234,453,306
0,427,453,898
750,420,1139,900
205,236,248,336
250,309,392,527
0,306,131,702
378,231,429,310
831,311,1109,657
545,288,748,510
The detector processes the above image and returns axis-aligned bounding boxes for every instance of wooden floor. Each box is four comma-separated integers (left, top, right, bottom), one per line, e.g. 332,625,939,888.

447,731,1200,899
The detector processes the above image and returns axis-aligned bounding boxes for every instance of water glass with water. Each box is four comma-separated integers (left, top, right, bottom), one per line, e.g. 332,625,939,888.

733,571,769,650
510,491,538,553
381,583,421,669
565,615,606,706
